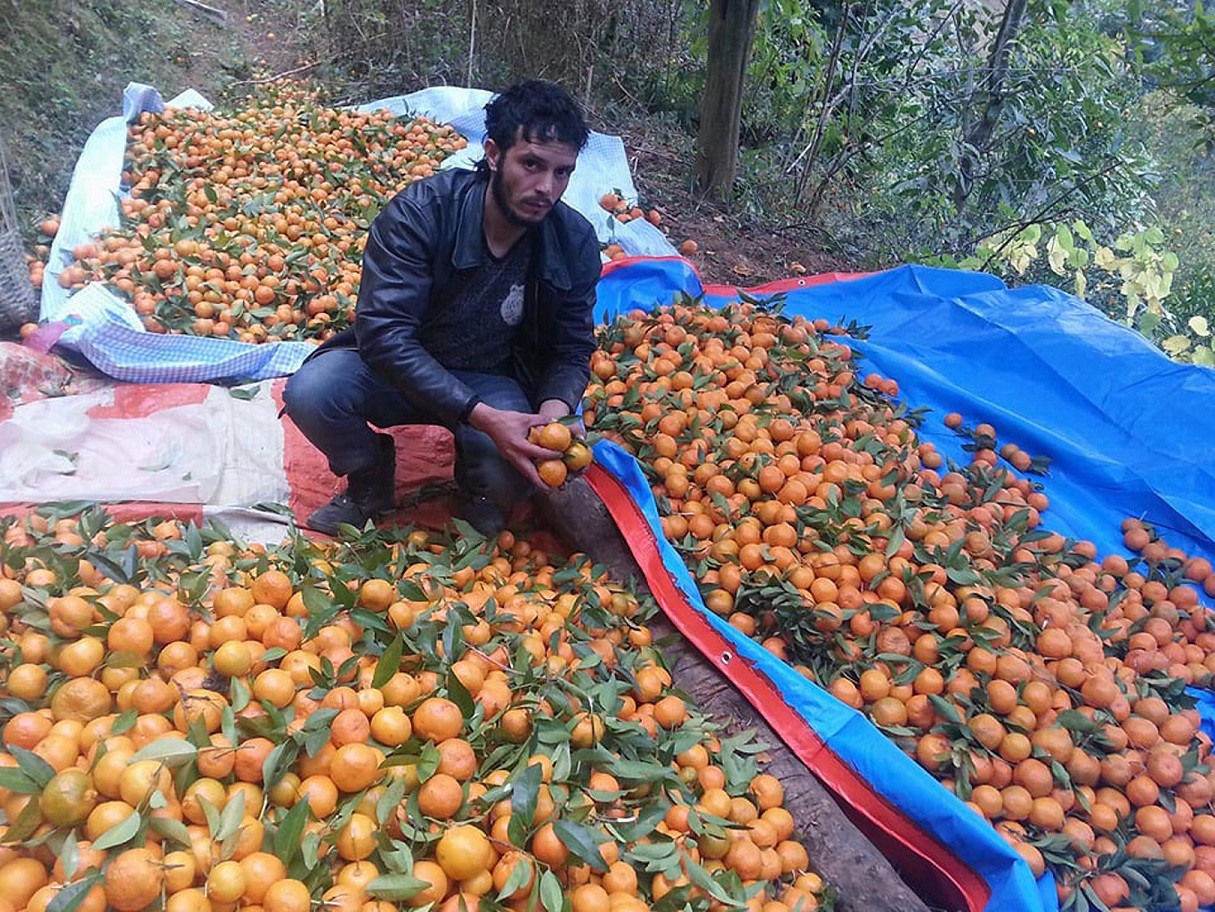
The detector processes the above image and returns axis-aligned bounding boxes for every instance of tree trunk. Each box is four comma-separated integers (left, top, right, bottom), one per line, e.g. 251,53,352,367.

538,481,933,912
693,0,762,197
954,0,1029,210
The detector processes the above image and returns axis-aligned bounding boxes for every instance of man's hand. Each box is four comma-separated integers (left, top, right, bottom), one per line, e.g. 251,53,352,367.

467,403,562,490
538,398,585,439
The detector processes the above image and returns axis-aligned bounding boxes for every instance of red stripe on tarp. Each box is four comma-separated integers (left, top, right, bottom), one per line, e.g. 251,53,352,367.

86,383,211,419
584,463,991,912
0,502,205,524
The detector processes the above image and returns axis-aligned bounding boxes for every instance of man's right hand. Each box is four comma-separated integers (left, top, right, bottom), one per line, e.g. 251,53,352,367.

467,403,563,490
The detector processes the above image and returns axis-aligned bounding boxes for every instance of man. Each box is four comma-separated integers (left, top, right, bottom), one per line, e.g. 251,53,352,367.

283,81,600,536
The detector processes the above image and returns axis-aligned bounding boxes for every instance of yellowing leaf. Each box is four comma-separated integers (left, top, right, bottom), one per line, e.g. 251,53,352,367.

1188,315,1210,337
1047,236,1068,275
1162,335,1191,354
1094,246,1117,270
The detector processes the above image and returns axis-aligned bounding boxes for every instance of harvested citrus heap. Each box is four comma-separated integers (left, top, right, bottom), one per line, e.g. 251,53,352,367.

33,81,466,343
0,507,827,912
585,296,1215,912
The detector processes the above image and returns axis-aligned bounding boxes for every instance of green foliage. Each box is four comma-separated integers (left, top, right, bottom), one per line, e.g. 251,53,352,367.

1126,95,1215,279
1125,1,1215,145
940,219,1215,365
721,0,1159,263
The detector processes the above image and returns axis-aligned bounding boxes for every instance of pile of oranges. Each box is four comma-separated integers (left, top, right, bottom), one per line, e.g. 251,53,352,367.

30,82,466,343
585,297,1215,911
0,507,826,912
598,193,662,230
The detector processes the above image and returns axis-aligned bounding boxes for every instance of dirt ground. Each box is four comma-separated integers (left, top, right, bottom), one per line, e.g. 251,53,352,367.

612,118,858,287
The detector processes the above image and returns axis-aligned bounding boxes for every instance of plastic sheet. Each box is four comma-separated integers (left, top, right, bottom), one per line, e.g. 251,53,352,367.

594,257,1215,911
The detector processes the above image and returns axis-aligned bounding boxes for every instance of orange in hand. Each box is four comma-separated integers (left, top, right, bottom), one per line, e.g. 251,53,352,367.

530,422,572,452
537,459,568,488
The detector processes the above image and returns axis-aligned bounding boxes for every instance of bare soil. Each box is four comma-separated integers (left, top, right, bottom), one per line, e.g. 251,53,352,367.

610,115,859,286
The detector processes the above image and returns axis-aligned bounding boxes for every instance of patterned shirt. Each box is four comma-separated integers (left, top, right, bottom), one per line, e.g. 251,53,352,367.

419,237,532,375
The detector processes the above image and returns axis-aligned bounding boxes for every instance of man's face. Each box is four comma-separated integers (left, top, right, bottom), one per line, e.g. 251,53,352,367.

485,130,579,228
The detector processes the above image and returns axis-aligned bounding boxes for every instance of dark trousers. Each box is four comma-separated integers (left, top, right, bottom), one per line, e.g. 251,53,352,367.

282,349,533,512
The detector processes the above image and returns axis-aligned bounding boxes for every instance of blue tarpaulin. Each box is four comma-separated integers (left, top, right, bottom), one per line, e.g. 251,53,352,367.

592,260,1215,912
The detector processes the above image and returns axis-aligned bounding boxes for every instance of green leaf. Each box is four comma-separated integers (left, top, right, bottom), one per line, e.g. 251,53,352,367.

216,787,247,841
92,810,142,850
927,694,962,725
1055,224,1074,251
685,859,745,908
274,798,309,867
46,872,103,912
130,739,198,767
0,767,40,794
366,874,429,902
496,854,535,900
9,745,55,788
552,819,609,872
1163,334,1192,354
373,634,404,688
1,792,42,842
511,761,543,828
262,740,299,790
149,816,194,847
108,708,138,735
376,775,407,826
446,668,475,718
1056,709,1101,733
538,870,564,912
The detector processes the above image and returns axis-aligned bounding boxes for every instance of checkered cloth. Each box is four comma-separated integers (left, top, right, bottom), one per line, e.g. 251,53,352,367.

41,83,674,385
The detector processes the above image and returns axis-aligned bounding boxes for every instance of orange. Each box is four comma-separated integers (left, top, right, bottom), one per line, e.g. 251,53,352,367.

537,459,568,487
531,822,569,868
410,861,449,907
331,708,372,748
358,579,396,612
39,768,97,826
50,677,111,723
331,743,382,793
418,772,464,819
119,759,174,807
207,859,247,904
336,813,377,861
532,422,572,452
251,570,294,609
104,848,164,912
413,698,464,742
370,706,412,746
435,825,492,880
297,775,339,818
564,441,594,470
0,859,48,910
492,852,535,901
264,879,313,912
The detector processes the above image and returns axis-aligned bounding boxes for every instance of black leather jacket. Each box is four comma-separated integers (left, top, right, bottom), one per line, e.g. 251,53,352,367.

318,167,600,428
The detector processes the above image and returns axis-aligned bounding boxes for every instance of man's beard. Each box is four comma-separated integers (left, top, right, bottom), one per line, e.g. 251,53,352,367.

491,168,545,229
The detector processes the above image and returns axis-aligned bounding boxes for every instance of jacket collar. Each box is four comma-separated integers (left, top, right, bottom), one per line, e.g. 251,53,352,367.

449,168,574,290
